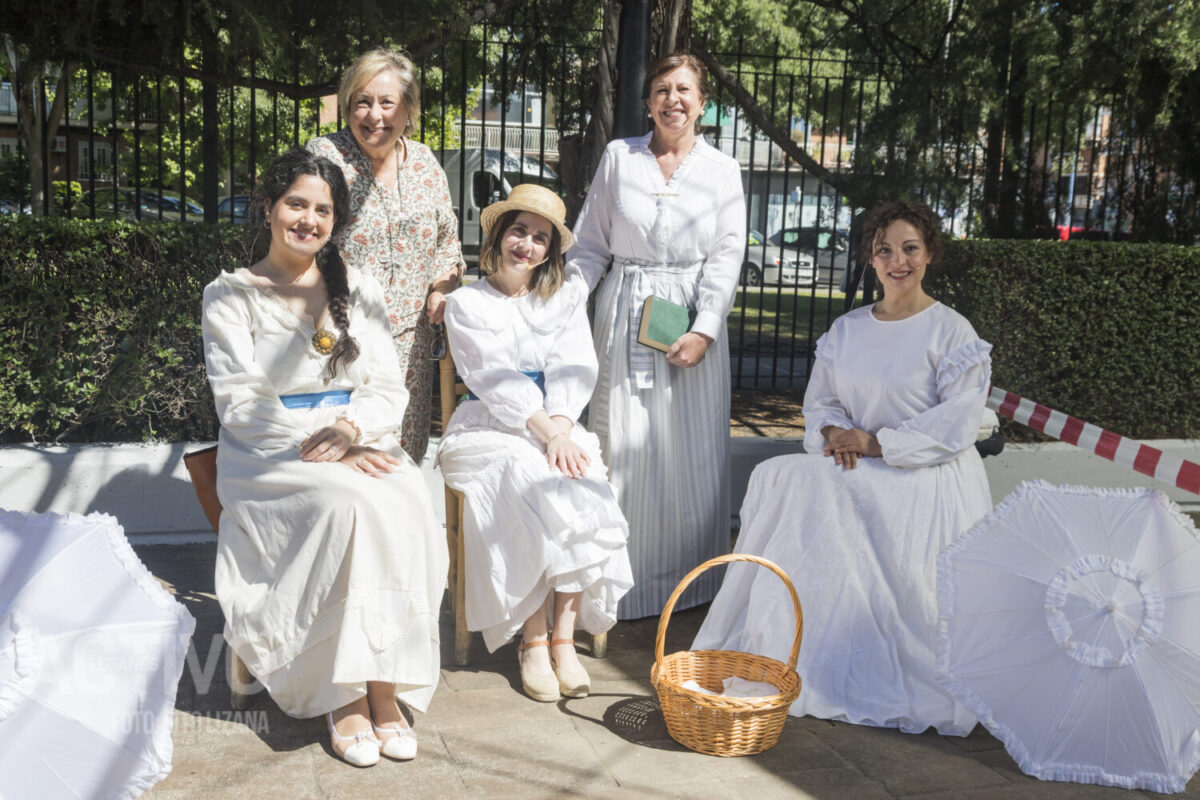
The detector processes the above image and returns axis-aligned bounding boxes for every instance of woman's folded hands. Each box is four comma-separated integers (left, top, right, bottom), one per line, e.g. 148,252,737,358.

300,419,400,477
527,410,590,479
821,425,883,470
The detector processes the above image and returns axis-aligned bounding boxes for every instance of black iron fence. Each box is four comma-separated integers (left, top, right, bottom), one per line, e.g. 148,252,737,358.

3,35,1196,393
698,42,1199,390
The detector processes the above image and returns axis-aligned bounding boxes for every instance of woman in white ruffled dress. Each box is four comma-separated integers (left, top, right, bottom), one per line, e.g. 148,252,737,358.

203,149,446,767
438,185,632,703
693,200,993,736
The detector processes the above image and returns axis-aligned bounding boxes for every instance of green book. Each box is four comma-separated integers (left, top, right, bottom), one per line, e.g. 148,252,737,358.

637,296,695,353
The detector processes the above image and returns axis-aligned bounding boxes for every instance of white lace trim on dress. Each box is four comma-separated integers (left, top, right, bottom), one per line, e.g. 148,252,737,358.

936,339,993,391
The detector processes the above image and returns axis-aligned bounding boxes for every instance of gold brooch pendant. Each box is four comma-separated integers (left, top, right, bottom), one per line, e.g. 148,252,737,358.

312,328,337,355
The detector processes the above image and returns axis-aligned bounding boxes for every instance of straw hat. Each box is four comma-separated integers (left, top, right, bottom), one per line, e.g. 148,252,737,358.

480,184,575,252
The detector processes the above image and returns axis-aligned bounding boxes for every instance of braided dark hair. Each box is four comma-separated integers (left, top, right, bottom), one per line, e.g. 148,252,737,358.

252,149,361,377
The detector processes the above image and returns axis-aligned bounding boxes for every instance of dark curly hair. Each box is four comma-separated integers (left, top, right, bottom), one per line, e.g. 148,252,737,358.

858,199,944,268
251,149,360,378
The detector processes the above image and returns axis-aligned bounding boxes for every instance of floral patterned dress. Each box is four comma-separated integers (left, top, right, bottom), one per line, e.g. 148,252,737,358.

307,128,464,463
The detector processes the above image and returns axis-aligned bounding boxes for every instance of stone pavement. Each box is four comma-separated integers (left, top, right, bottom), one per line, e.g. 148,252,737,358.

141,543,1194,800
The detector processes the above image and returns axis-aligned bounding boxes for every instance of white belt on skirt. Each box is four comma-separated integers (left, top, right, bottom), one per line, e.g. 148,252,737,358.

610,256,703,390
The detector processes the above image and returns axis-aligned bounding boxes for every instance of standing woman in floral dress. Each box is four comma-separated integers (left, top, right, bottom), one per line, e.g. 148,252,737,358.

308,48,464,463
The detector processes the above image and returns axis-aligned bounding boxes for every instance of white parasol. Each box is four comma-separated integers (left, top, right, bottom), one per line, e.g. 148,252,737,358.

0,510,195,800
937,480,1200,793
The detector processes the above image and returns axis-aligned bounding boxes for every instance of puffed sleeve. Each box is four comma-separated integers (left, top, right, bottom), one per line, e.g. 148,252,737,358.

422,147,466,280
202,280,309,454
566,144,616,291
876,338,993,467
542,286,598,421
801,330,857,455
691,162,747,340
338,274,409,444
444,294,546,430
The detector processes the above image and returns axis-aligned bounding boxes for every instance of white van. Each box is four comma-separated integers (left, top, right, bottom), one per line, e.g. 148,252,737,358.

435,148,562,263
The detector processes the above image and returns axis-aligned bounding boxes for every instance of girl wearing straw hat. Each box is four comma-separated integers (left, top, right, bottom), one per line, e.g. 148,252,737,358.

437,185,633,702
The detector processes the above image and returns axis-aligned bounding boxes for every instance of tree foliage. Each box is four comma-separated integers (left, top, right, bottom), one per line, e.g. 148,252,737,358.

0,1,610,212
2,1,1197,236
692,0,1200,240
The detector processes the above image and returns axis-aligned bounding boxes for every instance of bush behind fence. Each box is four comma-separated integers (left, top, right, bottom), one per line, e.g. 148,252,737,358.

932,239,1200,442
1,218,1197,444
0,217,246,443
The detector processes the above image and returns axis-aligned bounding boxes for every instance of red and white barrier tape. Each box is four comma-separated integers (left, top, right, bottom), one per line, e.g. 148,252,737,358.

987,386,1200,496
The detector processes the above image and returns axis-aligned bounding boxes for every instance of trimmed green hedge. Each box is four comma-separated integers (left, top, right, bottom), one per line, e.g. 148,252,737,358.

933,239,1200,441
0,216,248,443
1,219,1197,442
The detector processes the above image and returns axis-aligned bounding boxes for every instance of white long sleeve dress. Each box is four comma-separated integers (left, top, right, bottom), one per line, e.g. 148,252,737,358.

437,279,633,652
693,302,993,736
202,268,447,719
567,133,747,619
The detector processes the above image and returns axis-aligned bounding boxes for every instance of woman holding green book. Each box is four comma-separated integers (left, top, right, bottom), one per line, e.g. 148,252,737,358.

567,53,747,619
438,185,632,702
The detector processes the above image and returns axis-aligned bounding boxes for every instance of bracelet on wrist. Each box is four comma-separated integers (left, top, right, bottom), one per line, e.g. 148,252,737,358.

338,417,362,445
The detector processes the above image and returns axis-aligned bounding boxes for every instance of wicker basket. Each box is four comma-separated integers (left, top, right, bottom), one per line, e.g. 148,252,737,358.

650,553,803,757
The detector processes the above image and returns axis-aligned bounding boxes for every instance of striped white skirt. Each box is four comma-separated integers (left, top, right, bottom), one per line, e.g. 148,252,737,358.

591,257,731,620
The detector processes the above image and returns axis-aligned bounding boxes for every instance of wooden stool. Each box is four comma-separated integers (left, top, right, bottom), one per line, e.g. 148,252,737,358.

438,354,607,666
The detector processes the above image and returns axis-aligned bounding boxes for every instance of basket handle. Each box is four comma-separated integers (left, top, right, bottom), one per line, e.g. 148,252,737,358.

654,553,803,672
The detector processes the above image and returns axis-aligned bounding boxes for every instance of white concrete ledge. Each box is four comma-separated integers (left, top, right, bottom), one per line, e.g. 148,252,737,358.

1,437,1196,543
0,442,445,544
729,437,1200,513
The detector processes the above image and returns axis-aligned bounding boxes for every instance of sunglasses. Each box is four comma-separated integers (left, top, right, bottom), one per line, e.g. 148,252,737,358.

427,322,448,360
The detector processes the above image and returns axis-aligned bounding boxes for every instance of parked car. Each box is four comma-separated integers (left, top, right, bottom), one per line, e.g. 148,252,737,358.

216,194,252,224
743,228,817,288
71,187,161,220
70,187,202,221
148,191,204,219
769,226,849,268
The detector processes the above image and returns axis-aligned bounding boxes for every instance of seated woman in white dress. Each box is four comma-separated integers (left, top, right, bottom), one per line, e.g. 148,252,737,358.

693,200,993,736
202,149,447,767
437,185,633,702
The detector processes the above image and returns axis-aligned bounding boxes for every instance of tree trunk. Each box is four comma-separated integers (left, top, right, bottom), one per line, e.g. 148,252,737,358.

998,35,1026,238
980,20,1011,238
694,46,862,204
560,0,620,226
4,39,72,216
20,89,47,215
651,0,691,59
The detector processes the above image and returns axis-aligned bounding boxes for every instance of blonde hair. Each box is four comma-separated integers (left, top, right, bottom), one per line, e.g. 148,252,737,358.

337,48,421,134
478,209,566,299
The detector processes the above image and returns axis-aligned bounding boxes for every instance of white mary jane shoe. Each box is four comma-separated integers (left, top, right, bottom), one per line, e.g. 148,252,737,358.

327,712,381,767
373,719,418,761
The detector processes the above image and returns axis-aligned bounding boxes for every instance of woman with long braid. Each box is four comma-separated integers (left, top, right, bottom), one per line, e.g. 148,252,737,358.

202,149,446,767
